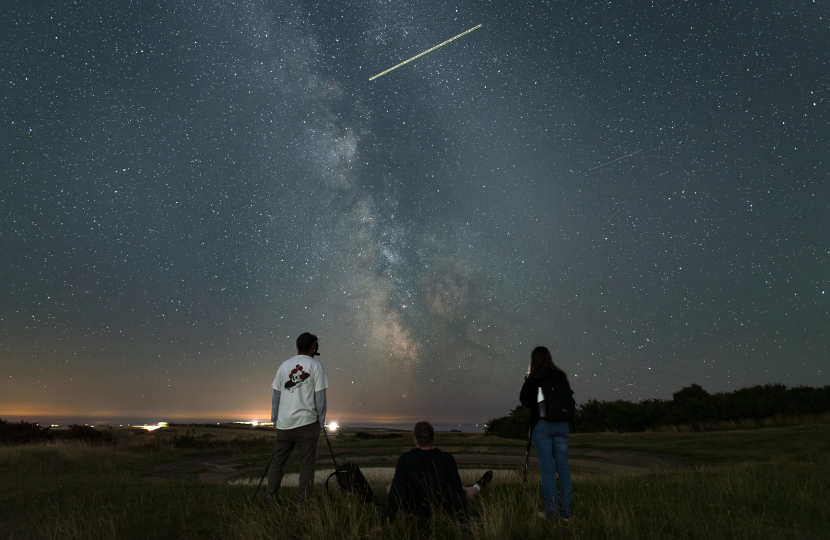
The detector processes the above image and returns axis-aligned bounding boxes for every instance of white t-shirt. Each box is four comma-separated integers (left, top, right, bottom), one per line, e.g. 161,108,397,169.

271,355,329,430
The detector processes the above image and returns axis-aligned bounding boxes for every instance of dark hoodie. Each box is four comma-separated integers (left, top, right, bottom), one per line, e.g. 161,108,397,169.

520,366,571,432
382,447,469,522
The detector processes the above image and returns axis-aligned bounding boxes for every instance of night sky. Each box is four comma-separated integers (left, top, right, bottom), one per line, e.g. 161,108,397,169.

2,1,828,429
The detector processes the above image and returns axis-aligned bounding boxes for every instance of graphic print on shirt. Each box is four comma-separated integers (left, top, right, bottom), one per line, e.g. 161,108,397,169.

284,364,311,393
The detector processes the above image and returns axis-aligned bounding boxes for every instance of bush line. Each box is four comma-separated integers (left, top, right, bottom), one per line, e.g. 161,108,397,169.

485,383,830,438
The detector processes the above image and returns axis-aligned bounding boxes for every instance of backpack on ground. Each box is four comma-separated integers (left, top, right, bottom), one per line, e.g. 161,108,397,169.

323,428,374,503
325,461,373,503
539,378,576,422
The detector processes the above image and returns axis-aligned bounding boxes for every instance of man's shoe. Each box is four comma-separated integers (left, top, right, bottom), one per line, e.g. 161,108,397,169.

474,470,494,491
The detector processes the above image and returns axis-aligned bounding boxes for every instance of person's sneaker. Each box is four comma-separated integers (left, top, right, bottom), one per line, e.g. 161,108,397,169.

474,470,494,491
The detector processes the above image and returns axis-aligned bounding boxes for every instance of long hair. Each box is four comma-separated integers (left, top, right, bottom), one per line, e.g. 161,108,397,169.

528,346,568,381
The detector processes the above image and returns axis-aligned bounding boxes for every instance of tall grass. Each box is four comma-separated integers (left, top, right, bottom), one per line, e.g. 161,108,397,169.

2,438,828,539
138,429,274,454
569,423,830,464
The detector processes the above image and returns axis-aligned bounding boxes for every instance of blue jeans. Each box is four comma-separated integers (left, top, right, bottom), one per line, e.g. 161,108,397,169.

532,419,573,519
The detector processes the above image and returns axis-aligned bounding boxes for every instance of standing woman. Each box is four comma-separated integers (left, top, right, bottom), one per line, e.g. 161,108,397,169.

519,346,574,521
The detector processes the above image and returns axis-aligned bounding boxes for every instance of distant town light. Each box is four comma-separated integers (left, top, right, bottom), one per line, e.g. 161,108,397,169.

328,422,339,431
136,423,165,431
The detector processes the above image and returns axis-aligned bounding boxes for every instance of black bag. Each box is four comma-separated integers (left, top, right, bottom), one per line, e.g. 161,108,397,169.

322,428,374,503
325,462,373,503
539,378,576,422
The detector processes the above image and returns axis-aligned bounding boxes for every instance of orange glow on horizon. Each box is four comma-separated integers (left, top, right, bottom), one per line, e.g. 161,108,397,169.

2,408,464,427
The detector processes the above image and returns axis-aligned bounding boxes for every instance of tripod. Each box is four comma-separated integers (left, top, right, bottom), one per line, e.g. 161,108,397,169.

251,457,272,503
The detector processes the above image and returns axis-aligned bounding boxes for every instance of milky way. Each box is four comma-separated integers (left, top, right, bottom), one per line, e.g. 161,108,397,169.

2,0,828,428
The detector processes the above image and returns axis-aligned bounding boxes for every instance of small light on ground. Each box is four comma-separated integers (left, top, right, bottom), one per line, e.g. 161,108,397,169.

328,422,339,431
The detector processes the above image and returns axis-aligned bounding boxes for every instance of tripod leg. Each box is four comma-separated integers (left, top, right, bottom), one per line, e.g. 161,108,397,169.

523,427,532,483
323,426,338,469
251,456,272,503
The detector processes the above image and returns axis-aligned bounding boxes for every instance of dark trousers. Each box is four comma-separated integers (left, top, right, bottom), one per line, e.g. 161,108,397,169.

266,425,319,500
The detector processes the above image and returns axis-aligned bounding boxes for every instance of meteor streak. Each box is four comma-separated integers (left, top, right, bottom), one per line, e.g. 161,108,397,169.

604,207,622,224
587,149,643,172
369,24,482,81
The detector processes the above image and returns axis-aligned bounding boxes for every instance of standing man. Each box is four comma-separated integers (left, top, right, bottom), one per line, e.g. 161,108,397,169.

266,332,329,504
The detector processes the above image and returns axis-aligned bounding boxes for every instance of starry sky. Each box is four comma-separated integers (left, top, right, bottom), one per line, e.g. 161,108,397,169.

2,0,828,429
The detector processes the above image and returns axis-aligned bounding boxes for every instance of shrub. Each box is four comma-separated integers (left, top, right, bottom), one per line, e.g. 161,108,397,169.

484,405,530,439
485,383,830,434
58,425,118,445
0,420,52,445
0,421,120,446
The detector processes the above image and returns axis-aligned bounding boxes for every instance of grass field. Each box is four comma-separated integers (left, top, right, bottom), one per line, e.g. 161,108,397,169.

570,423,830,462
1,425,828,539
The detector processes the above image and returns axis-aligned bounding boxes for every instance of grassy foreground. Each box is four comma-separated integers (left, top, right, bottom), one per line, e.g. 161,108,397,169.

1,426,829,539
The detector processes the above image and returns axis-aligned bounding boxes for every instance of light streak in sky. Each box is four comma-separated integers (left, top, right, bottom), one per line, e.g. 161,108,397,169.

586,149,643,172
604,208,622,224
369,24,482,81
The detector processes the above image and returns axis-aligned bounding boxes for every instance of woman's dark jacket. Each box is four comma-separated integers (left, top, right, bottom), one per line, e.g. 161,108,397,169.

520,366,571,432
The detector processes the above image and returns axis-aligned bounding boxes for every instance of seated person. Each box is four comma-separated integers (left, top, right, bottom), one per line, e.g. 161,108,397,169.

375,421,493,529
